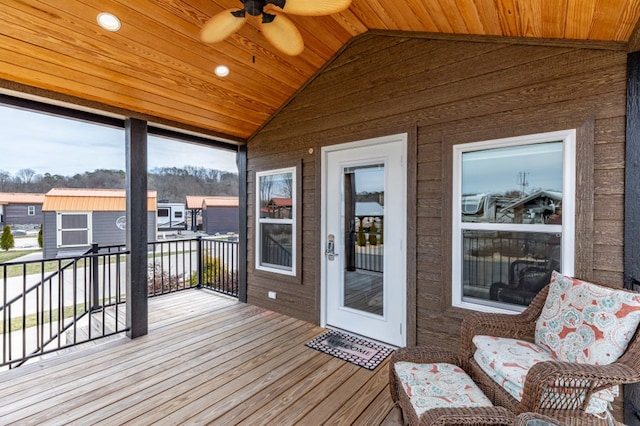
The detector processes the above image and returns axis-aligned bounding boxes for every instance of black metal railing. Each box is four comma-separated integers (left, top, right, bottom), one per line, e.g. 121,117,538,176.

0,236,239,369
349,228,384,273
1,244,127,369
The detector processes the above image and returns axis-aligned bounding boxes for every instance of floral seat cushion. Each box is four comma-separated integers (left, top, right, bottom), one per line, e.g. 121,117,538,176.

394,362,493,418
473,335,617,414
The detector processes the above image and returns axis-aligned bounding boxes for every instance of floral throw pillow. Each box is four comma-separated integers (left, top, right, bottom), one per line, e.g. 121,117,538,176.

535,271,640,364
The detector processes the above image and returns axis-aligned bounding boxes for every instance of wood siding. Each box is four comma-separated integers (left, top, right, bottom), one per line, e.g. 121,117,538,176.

246,33,628,349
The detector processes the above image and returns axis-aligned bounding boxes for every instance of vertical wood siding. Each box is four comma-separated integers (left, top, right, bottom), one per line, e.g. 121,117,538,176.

247,34,628,349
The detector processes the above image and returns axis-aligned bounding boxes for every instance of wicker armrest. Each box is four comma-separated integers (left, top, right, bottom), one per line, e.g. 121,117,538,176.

460,286,550,359
519,360,640,412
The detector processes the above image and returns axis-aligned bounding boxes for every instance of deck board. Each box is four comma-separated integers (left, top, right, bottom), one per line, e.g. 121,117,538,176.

0,289,402,425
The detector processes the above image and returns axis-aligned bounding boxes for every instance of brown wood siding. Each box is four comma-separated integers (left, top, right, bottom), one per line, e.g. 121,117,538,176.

246,34,628,348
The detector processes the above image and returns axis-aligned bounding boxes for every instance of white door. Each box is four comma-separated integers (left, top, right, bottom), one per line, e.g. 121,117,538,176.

321,134,407,347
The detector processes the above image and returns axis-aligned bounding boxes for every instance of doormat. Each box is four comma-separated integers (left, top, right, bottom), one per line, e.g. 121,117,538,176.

305,329,395,370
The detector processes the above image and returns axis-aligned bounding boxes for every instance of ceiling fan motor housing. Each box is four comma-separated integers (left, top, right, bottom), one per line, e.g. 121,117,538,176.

244,0,264,16
242,0,287,16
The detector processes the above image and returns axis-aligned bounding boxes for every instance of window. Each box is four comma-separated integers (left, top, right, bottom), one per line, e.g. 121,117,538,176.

256,167,296,275
27,206,35,216
452,130,575,313
57,212,92,247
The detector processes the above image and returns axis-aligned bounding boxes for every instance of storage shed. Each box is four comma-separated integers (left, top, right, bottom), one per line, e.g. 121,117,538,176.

41,188,157,259
0,192,45,230
201,196,239,236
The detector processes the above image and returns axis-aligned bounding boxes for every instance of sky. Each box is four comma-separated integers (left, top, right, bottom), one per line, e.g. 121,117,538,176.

0,105,238,177
462,142,563,195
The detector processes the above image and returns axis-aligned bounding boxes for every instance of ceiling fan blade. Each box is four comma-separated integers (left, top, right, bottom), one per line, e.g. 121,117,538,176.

200,9,247,43
259,12,304,56
274,0,352,16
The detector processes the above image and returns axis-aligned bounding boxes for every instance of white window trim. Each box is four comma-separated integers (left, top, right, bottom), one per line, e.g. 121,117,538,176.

452,129,576,314
255,167,296,276
27,205,35,216
56,211,92,248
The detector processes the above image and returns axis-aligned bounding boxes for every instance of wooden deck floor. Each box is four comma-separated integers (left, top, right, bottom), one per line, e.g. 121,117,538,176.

0,289,403,425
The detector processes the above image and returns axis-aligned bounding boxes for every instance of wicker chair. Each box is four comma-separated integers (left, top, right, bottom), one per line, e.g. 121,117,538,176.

461,282,640,426
389,347,515,425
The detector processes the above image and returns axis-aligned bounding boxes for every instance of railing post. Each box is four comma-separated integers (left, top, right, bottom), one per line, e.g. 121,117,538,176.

91,243,99,311
196,236,203,289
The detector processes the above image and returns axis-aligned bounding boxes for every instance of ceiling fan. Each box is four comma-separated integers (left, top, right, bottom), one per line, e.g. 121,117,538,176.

200,0,352,56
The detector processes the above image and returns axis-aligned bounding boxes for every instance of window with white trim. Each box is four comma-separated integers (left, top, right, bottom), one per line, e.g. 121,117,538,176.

27,205,35,216
57,212,92,247
452,130,575,313
256,167,296,275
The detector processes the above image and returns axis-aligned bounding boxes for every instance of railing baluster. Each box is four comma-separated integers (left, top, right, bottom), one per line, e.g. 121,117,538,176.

1,237,240,369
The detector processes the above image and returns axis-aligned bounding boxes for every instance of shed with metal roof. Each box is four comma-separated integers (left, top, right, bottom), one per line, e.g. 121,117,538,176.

41,188,157,258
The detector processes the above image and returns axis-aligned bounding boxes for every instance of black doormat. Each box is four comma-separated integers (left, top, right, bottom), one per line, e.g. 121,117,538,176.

305,329,395,370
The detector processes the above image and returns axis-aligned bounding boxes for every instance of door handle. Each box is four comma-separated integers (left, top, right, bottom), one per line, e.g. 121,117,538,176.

326,234,338,261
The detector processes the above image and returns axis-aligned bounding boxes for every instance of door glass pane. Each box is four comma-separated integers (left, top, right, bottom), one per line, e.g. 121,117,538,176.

343,164,384,315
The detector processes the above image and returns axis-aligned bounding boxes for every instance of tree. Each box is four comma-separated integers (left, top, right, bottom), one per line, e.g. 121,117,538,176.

0,170,10,191
1,226,14,251
16,168,37,185
368,221,378,245
357,223,366,246
38,224,43,248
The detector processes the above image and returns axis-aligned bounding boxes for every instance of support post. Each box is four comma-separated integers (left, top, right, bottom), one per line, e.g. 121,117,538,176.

624,51,640,425
126,118,148,338
237,145,247,303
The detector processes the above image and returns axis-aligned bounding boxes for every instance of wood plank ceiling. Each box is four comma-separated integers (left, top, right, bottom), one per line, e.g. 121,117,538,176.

1,1,640,142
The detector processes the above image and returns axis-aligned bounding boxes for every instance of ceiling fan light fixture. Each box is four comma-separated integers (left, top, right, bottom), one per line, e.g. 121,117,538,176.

97,12,121,32
215,65,230,77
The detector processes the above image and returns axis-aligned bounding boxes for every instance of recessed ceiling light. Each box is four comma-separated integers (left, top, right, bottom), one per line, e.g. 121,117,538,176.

97,12,121,32
215,65,230,78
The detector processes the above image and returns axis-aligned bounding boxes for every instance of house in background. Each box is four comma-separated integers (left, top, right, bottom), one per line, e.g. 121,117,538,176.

201,196,239,236
41,188,157,258
0,192,45,231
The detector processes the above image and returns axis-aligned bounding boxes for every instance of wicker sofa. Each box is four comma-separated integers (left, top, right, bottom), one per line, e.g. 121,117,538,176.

462,271,640,425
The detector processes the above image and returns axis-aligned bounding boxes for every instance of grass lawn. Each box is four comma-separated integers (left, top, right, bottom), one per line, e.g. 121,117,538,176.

0,249,64,278
0,249,39,263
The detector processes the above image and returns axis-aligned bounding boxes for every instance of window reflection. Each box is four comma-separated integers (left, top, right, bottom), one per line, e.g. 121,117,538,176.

256,168,296,275
462,142,563,225
458,140,567,309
